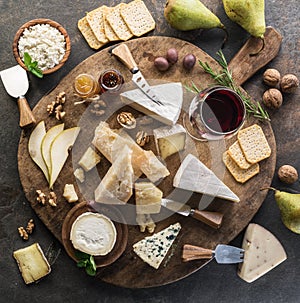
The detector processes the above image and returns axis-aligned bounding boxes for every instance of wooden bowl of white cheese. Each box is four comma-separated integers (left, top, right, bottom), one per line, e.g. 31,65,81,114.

13,18,71,74
62,202,128,268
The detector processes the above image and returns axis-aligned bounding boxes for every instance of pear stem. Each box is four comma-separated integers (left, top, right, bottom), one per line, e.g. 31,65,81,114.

220,27,228,49
260,187,277,192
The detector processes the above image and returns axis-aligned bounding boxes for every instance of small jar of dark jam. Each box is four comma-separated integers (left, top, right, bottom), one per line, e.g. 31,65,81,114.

99,69,124,93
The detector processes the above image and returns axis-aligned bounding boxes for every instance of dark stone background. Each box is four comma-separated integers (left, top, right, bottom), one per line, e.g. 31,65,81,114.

0,0,299,302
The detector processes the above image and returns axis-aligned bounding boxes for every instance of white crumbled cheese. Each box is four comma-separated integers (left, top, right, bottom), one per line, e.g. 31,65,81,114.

18,23,66,71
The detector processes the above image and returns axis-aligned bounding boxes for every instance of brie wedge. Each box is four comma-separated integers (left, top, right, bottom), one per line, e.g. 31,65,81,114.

133,222,181,269
120,82,183,125
70,212,117,256
238,223,287,283
173,154,240,202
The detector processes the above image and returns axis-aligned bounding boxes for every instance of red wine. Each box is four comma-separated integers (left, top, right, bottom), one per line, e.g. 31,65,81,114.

199,88,245,134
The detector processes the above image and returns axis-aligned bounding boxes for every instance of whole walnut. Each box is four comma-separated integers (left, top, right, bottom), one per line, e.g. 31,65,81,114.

262,88,283,109
278,165,298,184
280,74,299,93
263,68,281,87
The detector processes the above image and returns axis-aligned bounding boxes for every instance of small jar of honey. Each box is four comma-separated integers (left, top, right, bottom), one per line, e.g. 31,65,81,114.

99,69,124,93
74,73,100,98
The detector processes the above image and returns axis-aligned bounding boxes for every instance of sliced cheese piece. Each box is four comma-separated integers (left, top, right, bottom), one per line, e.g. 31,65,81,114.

63,183,78,203
153,124,186,159
120,82,183,125
94,145,134,204
133,222,181,269
92,122,169,182
70,212,117,256
135,182,162,214
13,243,51,284
173,154,240,202
78,146,101,172
238,223,287,283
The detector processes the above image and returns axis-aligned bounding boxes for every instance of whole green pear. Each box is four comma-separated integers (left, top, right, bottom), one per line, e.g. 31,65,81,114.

222,0,266,38
269,188,300,234
164,0,225,31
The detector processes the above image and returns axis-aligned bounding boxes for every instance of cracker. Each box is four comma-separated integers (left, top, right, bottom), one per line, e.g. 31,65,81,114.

237,124,271,164
103,7,120,42
228,140,252,169
86,6,109,43
120,0,156,37
106,3,134,41
77,17,105,50
223,151,260,183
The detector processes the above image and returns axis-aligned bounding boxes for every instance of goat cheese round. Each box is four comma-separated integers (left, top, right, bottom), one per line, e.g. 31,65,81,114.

70,212,117,256
18,23,66,71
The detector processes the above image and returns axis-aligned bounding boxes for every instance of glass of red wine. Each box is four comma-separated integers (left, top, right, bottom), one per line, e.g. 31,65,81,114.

183,86,246,141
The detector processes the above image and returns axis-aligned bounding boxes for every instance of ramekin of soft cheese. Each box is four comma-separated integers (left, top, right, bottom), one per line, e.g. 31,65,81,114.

18,23,66,71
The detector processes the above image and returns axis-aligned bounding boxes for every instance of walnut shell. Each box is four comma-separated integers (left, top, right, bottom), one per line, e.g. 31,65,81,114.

280,74,299,93
278,165,298,184
263,68,281,87
262,88,283,109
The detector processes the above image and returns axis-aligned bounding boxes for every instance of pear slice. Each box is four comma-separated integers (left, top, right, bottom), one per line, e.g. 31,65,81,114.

49,127,80,188
41,123,64,175
28,121,49,182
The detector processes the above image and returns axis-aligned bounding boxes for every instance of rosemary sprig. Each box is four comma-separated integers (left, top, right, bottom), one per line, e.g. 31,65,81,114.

198,50,270,122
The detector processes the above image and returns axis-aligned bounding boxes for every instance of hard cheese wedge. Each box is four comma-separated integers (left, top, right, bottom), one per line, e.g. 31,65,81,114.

120,82,183,125
13,243,51,284
153,124,186,159
133,222,181,269
92,122,169,182
94,145,134,204
173,154,240,202
238,223,287,283
135,182,162,214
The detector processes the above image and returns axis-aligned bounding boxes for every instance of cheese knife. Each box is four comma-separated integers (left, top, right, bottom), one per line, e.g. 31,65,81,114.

0,65,36,127
110,43,163,106
161,198,223,229
182,244,244,264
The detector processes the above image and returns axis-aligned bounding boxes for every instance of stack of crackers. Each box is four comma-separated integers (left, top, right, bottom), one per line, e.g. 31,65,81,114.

78,0,156,50
223,124,271,183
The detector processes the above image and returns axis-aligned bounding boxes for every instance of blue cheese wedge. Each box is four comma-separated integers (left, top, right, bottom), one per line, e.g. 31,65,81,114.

70,212,117,256
133,222,181,269
120,82,183,125
173,154,240,202
238,223,287,283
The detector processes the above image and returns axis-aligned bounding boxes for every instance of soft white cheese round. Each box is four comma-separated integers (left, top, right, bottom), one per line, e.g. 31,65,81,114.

70,212,117,256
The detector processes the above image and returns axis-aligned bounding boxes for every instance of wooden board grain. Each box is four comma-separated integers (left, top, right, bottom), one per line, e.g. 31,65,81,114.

18,36,276,288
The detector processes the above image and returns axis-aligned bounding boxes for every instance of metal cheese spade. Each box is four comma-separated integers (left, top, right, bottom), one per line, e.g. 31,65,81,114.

182,244,244,264
0,65,36,127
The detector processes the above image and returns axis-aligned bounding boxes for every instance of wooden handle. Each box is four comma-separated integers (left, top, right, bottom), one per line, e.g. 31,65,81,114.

182,244,213,262
111,44,138,72
17,96,36,127
228,26,283,86
191,209,223,229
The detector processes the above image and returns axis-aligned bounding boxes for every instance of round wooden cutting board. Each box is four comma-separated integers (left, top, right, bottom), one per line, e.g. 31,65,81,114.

18,36,276,288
